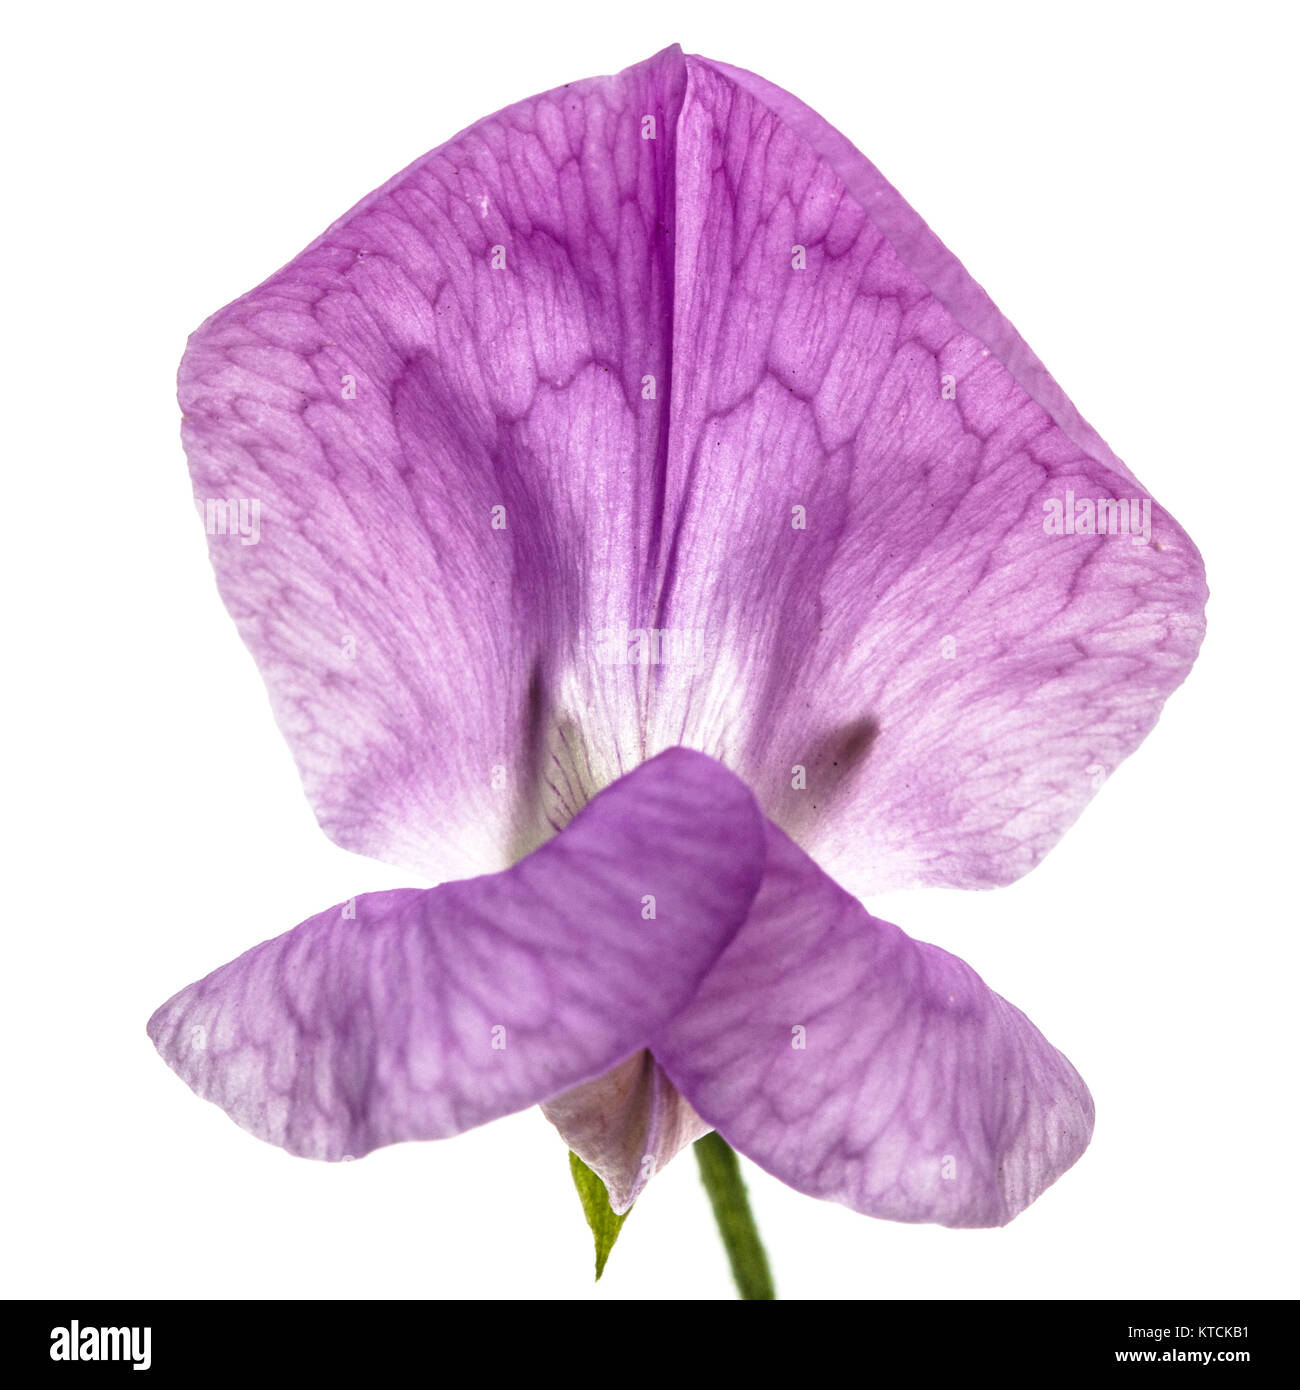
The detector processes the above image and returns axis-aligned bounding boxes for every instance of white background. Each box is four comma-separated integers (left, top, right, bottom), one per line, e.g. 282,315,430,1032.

4,0,1296,1300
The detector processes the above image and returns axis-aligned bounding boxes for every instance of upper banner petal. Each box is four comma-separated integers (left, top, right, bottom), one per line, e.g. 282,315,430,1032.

181,48,1206,896
148,749,764,1160
652,822,1094,1227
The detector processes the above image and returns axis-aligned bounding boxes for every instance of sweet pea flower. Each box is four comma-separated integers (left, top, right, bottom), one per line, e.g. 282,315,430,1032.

153,46,1205,1257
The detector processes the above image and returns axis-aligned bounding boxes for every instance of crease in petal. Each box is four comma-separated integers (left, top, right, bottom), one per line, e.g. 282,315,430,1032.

652,822,1094,1227
148,748,764,1160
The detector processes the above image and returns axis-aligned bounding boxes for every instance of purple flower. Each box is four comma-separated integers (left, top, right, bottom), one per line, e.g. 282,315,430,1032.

155,46,1205,1229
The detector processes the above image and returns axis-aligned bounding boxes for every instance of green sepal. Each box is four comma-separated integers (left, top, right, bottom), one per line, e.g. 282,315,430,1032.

568,1151,632,1281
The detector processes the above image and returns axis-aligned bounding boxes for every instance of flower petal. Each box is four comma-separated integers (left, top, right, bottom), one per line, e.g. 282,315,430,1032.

540,1050,709,1212
148,748,764,1159
652,822,1094,1227
182,48,1205,898
179,46,689,884
648,55,1206,894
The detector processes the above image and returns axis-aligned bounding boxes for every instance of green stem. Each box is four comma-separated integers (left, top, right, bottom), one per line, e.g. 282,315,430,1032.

693,1132,775,1300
